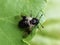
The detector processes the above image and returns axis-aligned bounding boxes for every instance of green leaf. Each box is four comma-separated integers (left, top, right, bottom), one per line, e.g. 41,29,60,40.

0,0,46,45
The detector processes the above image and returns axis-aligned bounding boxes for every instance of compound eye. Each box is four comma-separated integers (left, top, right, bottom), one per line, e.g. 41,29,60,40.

32,19,36,23
30,18,39,25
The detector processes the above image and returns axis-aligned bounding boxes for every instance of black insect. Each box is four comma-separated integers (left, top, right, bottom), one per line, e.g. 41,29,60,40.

18,13,43,38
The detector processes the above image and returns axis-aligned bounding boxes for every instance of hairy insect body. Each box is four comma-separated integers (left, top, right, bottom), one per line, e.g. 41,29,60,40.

18,16,39,38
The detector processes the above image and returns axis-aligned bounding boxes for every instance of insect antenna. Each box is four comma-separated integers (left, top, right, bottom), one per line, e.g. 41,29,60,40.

36,10,44,28
39,14,44,28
